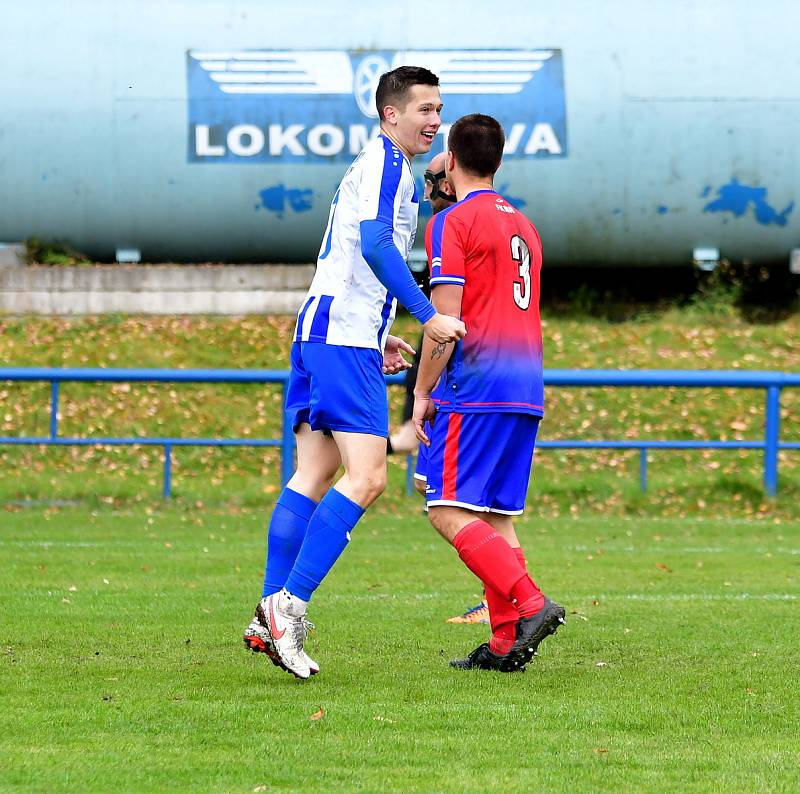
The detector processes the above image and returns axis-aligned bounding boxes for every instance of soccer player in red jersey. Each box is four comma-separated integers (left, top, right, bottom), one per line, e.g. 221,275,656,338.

413,113,565,672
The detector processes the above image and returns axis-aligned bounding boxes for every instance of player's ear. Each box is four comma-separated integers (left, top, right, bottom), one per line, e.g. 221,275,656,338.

445,150,456,175
382,104,398,126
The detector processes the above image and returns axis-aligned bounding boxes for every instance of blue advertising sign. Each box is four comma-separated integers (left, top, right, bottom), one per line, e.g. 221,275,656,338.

187,49,567,163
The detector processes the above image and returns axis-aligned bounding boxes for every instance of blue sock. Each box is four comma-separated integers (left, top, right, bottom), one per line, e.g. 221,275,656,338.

283,488,365,602
262,488,318,597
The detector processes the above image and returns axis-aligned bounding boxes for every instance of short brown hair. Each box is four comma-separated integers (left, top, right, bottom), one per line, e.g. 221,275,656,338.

448,114,505,177
376,66,439,122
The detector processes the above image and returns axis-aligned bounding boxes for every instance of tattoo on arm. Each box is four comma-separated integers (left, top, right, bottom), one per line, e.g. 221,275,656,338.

431,343,446,360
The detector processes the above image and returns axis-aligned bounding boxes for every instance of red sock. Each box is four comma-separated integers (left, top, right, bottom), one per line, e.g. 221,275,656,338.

511,546,545,617
487,547,528,655
452,521,544,619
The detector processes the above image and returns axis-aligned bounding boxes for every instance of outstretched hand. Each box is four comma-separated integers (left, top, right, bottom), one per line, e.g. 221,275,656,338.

382,335,416,375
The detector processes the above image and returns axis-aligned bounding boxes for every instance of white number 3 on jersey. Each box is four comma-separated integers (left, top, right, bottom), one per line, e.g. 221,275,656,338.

511,234,531,310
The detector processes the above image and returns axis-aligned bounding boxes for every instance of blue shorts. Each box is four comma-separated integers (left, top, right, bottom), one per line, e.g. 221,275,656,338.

285,342,389,437
425,412,540,515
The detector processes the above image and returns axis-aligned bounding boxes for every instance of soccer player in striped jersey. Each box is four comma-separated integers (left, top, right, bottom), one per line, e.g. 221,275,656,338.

243,66,467,679
413,114,565,672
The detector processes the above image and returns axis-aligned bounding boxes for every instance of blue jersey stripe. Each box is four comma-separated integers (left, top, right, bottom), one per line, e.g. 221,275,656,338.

377,137,403,224
308,295,334,342
376,290,394,347
319,188,340,260
295,296,315,342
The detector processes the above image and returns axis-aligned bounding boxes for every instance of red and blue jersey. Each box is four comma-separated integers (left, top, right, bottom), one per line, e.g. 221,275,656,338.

425,189,544,417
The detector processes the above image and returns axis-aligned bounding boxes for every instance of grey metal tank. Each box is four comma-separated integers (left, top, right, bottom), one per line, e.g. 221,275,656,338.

1,0,797,265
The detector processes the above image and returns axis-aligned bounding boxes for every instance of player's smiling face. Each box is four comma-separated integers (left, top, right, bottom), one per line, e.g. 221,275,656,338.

384,84,442,159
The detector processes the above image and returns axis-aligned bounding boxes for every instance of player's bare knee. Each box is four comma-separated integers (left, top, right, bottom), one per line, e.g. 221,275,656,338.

428,506,476,543
349,470,387,504
289,464,338,503
365,472,387,501
427,506,454,539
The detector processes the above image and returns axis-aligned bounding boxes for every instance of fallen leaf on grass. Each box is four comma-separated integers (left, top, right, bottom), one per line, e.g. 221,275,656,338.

594,748,609,754
309,707,325,721
373,716,397,724
253,786,270,792
595,661,608,668
655,562,672,573
571,611,588,621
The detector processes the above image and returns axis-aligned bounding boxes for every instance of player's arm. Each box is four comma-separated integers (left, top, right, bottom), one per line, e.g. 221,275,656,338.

412,213,469,443
359,219,434,322
412,282,463,445
360,222,465,343
415,285,462,394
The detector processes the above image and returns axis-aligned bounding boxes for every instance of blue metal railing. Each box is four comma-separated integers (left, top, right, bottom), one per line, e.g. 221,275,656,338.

0,367,798,497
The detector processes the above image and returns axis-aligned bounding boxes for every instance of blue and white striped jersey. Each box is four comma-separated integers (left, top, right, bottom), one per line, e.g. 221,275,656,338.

294,135,419,350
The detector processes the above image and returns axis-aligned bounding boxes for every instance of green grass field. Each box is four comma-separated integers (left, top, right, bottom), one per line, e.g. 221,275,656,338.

1,305,798,790
1,503,798,792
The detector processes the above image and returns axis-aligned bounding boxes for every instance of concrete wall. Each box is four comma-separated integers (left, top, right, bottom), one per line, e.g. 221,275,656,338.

0,247,313,315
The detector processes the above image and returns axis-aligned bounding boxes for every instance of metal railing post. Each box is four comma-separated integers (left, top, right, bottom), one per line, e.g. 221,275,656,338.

49,381,60,438
639,448,648,492
163,444,172,498
764,385,781,497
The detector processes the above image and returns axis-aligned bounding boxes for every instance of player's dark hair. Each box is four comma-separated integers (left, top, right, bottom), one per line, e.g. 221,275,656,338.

376,66,439,122
448,114,505,177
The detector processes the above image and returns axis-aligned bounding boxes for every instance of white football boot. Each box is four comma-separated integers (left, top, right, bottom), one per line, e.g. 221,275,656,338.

257,589,313,679
244,607,320,675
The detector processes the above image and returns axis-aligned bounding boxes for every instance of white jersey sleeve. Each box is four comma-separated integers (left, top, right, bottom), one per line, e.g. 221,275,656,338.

293,135,419,351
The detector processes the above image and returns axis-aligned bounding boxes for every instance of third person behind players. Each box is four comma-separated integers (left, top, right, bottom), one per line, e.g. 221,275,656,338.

413,113,566,672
